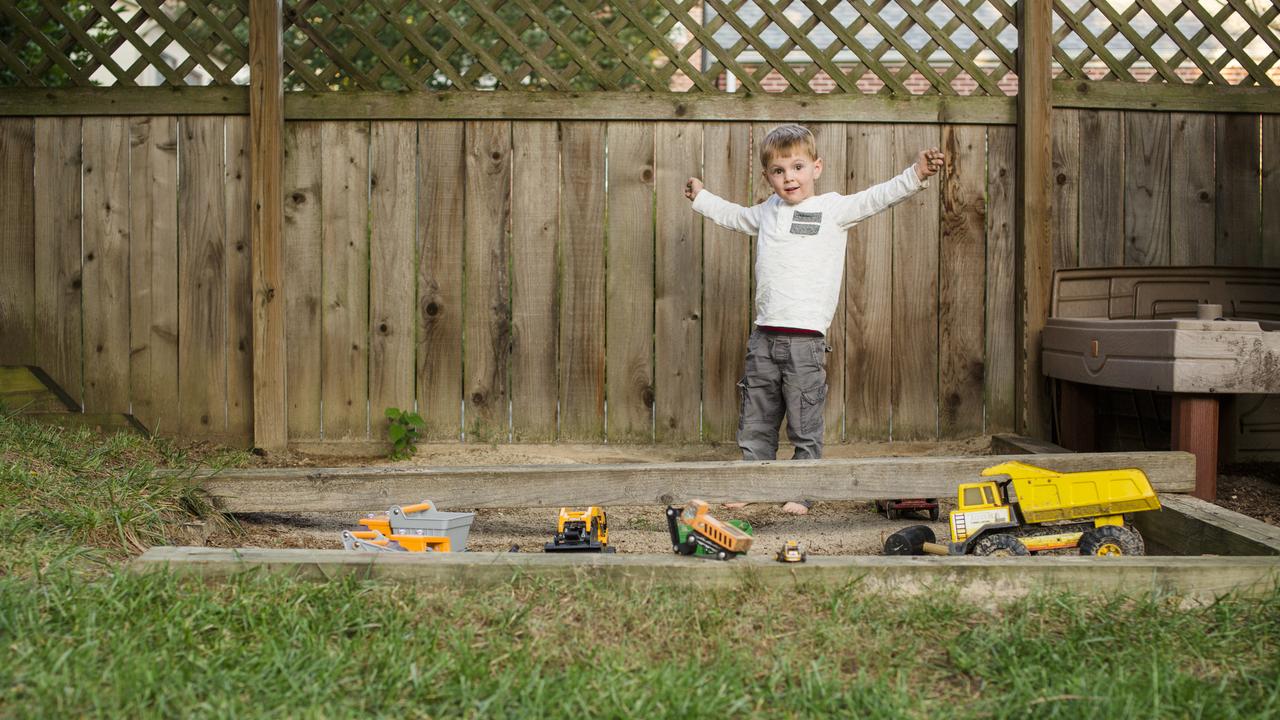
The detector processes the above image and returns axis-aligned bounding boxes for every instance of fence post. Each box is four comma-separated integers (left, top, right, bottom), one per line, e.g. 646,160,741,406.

1016,0,1053,439
250,0,286,451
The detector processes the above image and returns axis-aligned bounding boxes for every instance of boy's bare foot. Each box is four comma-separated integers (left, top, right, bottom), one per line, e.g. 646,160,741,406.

722,502,748,509
782,501,811,515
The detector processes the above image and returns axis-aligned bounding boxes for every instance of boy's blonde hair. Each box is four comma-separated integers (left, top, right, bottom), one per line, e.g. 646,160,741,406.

758,124,817,168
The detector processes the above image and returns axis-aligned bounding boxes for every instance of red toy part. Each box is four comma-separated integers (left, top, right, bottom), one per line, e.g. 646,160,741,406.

877,498,940,521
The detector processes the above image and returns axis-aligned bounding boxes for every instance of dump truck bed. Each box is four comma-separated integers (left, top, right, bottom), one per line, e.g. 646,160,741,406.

982,461,1161,524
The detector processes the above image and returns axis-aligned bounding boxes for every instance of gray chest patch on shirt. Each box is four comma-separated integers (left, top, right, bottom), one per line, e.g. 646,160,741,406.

794,211,823,223
790,222,820,235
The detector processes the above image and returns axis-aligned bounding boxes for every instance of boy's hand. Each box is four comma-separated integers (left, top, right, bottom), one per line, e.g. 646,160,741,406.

685,177,703,201
914,147,944,181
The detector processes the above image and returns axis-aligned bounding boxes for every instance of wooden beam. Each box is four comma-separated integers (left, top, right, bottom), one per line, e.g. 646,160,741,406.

1053,79,1280,114
1016,0,1053,440
249,0,286,451
0,87,250,115
990,433,1069,455
132,547,1280,601
186,451,1196,512
1133,495,1280,557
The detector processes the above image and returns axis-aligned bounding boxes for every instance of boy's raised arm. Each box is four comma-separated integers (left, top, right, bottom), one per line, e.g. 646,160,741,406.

686,177,763,235
831,147,944,229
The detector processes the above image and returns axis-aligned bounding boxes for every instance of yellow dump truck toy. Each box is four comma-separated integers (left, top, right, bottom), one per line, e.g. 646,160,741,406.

667,500,754,560
884,461,1161,557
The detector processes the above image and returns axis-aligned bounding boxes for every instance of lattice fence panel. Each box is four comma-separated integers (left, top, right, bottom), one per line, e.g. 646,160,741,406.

1053,0,1280,86
0,0,250,87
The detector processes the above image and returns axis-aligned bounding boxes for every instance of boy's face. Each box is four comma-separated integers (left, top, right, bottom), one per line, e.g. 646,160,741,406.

763,151,823,205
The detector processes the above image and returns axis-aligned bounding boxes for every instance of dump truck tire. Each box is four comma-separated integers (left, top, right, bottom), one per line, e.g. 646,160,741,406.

1079,525,1145,556
972,533,1029,557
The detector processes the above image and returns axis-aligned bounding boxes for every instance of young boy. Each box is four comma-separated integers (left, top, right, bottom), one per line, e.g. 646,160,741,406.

685,124,943,513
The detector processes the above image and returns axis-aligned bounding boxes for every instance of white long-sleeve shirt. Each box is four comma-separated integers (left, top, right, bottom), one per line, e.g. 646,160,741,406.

691,165,926,335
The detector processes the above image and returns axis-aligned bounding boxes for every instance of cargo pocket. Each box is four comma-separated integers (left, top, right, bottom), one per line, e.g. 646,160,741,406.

799,383,828,437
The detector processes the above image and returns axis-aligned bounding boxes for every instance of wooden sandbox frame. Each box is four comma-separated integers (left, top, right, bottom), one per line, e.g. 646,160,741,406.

135,440,1280,601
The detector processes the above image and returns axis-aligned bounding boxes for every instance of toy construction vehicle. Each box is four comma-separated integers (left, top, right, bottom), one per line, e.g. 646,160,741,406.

775,540,807,563
667,500,754,560
544,507,615,553
883,461,1160,557
876,498,940,521
341,500,474,553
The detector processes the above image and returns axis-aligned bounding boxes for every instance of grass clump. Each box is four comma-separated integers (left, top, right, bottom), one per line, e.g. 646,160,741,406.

0,409,249,573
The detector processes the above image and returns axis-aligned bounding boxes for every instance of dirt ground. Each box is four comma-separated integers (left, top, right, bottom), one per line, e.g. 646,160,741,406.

206,438,986,555
203,436,1280,556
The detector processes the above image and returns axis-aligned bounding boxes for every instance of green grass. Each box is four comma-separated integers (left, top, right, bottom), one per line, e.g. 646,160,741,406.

0,411,1278,719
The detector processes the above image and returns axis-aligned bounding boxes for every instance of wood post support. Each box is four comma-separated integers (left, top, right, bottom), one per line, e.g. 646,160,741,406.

1172,395,1220,501
1016,0,1054,440
1057,380,1097,452
249,0,287,451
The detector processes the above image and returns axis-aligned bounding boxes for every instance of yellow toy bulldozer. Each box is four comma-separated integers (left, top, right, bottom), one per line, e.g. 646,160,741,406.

884,461,1161,557
544,507,615,553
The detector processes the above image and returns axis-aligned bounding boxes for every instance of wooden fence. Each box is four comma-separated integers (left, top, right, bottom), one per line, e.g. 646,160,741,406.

0,0,1277,449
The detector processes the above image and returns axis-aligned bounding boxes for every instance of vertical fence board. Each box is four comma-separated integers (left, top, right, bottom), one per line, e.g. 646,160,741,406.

320,121,370,439
1170,113,1216,266
1264,116,1280,268
812,122,847,444
81,117,131,413
128,116,178,433
0,118,34,367
33,118,82,408
178,116,227,436
985,126,1017,433
510,122,559,441
701,122,751,444
1051,110,1079,270
225,117,253,439
1078,110,1125,267
559,122,607,440
418,122,465,440
940,124,986,438
605,121,655,442
369,121,417,435
1216,114,1261,266
463,121,511,441
845,124,894,441
1124,112,1171,266
283,122,323,440
655,122,703,442
891,124,940,440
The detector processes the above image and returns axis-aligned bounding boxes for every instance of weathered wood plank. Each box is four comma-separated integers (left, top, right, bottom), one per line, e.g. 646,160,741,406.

134,548,1280,600
939,124,986,438
0,87,249,116
32,118,81,408
845,124,894,441
699,122,751,445
1051,109,1079,270
189,451,1197,512
463,121,512,441
1264,116,1280,268
812,122,847,444
250,0,288,451
985,126,1016,433
1169,113,1216,266
81,117,131,413
320,121,370,439
368,121,417,436
1052,78,1280,115
654,122,702,442
1123,112,1171,267
892,124,940,440
605,121,655,442
559,121,607,441
0,118,34,367
1133,495,1280,557
224,117,253,441
1216,114,1261,266
178,116,227,436
283,122,323,440
0,366,70,413
509,121,559,441
417,122,465,441
1077,110,1125,267
128,116,179,434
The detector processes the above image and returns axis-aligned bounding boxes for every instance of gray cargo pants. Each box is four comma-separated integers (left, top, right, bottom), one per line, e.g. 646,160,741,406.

737,328,830,461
